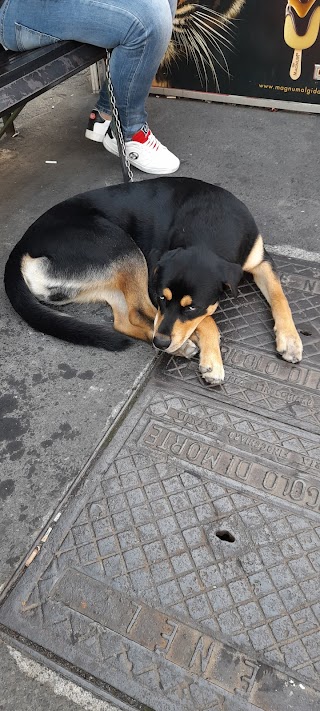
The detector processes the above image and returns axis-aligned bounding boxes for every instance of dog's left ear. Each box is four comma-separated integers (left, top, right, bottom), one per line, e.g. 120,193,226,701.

221,261,243,298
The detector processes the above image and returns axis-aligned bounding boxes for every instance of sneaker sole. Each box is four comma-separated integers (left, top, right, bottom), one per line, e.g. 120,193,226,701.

103,136,180,175
103,136,119,155
85,128,107,143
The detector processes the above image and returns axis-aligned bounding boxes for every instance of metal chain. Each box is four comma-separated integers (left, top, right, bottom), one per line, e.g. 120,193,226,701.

106,50,134,183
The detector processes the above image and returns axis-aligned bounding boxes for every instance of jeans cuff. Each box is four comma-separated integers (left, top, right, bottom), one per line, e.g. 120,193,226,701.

96,100,111,114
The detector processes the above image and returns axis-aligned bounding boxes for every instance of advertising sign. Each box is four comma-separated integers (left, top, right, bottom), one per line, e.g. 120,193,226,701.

152,0,320,111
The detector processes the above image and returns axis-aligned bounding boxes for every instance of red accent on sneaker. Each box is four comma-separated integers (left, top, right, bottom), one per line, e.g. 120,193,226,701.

90,112,96,119
131,127,151,144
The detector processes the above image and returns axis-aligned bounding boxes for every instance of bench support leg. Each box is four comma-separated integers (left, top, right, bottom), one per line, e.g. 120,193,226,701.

0,105,26,139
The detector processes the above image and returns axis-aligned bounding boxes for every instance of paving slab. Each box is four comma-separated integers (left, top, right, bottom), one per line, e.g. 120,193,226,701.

1,256,319,711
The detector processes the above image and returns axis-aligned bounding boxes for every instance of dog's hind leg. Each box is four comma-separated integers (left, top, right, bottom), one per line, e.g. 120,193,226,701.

246,249,303,363
128,297,156,339
195,317,225,385
110,256,156,343
73,251,156,343
109,290,153,342
121,259,157,342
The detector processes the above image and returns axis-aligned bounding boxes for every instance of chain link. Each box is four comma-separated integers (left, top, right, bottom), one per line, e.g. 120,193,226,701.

106,51,134,183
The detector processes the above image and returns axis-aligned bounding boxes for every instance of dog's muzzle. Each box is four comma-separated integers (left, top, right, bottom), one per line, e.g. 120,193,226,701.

153,333,171,350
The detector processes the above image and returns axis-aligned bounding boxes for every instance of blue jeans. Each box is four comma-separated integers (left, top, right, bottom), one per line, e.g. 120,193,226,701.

0,0,177,138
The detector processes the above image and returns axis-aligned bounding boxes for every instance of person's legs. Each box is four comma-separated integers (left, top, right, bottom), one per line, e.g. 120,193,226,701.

0,0,174,137
102,0,174,137
95,0,178,117
90,0,177,141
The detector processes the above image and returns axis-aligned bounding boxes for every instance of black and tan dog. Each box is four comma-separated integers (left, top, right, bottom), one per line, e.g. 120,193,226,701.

4,177,302,384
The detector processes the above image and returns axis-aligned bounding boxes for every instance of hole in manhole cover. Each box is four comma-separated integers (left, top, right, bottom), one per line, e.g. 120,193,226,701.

300,329,312,336
215,529,235,543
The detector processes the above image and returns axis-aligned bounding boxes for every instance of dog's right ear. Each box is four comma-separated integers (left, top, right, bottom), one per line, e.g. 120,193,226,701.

157,247,184,267
153,247,184,280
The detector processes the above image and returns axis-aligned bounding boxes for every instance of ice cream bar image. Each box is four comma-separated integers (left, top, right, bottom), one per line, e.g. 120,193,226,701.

284,0,320,79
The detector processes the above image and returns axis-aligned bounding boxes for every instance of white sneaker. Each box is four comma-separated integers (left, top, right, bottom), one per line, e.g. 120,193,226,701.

85,110,110,143
103,123,180,175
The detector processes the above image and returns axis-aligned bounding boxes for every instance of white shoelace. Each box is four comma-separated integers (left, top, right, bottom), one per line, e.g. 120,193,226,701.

145,132,161,151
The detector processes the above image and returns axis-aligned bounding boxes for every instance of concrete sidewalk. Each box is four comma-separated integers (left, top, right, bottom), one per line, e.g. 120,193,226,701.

1,70,320,709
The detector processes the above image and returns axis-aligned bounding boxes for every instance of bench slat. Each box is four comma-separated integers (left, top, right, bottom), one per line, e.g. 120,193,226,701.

0,41,106,115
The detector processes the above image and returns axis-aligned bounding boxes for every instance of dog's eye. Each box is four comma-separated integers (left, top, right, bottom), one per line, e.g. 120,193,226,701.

186,305,196,312
159,295,165,300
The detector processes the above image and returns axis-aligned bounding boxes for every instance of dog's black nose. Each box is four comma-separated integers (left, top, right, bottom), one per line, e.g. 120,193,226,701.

153,333,171,350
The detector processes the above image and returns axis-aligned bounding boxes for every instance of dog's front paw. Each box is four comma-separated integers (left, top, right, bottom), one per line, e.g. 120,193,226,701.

175,339,199,359
199,361,225,386
275,328,303,364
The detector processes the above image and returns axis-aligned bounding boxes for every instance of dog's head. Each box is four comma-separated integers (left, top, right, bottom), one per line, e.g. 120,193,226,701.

152,246,243,352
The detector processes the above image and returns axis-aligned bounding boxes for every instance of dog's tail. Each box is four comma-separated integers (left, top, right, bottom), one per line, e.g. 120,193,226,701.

4,249,131,352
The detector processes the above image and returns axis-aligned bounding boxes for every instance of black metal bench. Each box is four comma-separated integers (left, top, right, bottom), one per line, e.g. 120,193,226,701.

0,40,106,139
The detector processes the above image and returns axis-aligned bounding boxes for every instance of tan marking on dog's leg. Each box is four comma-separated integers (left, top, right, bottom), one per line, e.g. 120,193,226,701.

128,292,157,328
242,234,264,272
113,310,152,341
141,299,157,322
127,307,154,342
196,317,225,385
119,261,156,343
250,260,303,363
106,289,152,342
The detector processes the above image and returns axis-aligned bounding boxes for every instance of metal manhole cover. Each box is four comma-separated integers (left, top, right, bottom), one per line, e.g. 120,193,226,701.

1,256,320,711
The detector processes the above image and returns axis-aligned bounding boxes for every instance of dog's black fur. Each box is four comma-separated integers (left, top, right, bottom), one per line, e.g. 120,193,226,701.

4,177,302,383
